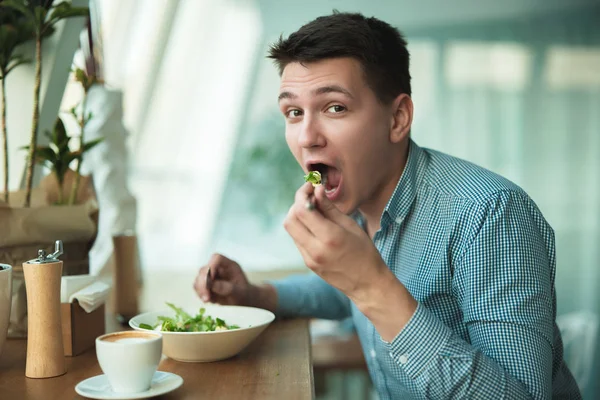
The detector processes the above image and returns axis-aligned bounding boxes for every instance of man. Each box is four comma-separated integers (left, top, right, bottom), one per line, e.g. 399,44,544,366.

194,12,581,399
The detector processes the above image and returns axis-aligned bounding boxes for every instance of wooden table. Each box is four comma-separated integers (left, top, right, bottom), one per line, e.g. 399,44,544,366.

0,318,314,400
312,333,367,372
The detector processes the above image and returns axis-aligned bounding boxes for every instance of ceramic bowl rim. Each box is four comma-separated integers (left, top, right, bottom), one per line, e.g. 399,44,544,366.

128,305,275,336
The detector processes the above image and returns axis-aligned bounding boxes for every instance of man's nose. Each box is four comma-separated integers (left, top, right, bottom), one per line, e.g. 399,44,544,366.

298,116,325,148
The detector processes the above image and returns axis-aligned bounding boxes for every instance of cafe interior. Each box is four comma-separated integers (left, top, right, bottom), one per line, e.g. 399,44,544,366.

0,0,599,399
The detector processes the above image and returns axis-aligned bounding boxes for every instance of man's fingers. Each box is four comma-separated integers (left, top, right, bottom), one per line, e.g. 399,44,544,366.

196,253,237,302
207,253,231,271
294,198,343,240
211,280,234,296
206,253,239,279
298,181,316,198
285,212,320,269
284,209,320,253
194,266,211,302
314,185,355,229
295,182,316,209
294,240,319,270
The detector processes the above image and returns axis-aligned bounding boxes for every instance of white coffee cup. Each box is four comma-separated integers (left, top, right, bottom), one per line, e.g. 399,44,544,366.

96,330,162,393
0,264,12,357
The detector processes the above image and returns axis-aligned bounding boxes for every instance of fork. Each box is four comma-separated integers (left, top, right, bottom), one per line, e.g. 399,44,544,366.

306,174,327,210
206,267,214,293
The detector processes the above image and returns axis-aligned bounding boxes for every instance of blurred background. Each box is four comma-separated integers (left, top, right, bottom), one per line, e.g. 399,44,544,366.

2,0,599,398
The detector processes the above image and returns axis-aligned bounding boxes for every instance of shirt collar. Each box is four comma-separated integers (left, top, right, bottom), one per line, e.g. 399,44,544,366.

380,139,426,229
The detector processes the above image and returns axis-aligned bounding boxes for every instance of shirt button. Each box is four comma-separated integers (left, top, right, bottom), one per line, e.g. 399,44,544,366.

399,354,409,364
370,349,376,358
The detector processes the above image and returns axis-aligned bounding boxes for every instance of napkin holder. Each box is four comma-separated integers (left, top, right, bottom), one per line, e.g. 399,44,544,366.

60,275,108,356
61,300,105,356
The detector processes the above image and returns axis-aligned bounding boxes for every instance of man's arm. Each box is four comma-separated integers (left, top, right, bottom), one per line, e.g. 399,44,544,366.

265,273,353,320
361,190,578,399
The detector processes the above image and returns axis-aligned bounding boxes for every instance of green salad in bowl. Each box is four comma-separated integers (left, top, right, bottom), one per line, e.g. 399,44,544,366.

129,302,275,362
139,302,239,332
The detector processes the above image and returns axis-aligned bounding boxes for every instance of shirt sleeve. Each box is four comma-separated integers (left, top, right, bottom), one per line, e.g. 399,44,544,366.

269,272,352,320
383,190,575,399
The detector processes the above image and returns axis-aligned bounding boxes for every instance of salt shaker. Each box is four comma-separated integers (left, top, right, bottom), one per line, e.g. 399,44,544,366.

23,240,66,378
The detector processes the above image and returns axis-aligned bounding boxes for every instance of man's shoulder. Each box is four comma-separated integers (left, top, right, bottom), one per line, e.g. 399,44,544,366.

419,146,530,207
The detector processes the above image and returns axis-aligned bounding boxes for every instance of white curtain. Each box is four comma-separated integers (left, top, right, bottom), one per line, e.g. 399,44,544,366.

94,0,262,271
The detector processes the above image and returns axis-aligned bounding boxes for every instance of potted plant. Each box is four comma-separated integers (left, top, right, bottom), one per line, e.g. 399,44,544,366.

0,0,98,338
25,67,102,206
0,4,31,204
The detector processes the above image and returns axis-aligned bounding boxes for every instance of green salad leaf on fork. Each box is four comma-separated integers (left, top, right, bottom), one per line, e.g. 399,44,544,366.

139,302,240,332
304,170,322,187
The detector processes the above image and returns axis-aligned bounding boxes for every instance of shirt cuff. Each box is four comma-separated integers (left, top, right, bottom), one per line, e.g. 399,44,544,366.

382,302,452,380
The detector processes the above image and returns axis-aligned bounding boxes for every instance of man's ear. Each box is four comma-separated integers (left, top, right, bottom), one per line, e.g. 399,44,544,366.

389,93,413,144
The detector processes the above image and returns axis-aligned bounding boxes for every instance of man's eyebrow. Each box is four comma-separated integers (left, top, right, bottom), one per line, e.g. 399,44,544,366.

278,91,297,102
314,85,354,99
277,85,354,102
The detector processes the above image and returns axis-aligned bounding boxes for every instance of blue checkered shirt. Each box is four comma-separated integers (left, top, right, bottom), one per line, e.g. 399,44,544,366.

272,140,581,399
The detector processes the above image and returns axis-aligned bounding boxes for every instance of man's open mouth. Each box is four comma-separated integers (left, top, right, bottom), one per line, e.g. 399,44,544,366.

307,162,342,199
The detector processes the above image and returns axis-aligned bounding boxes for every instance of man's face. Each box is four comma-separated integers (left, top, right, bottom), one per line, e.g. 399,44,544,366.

278,57,398,215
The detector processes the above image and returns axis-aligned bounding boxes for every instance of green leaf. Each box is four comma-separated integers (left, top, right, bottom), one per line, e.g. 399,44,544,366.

304,170,322,185
166,302,192,321
5,54,30,75
33,6,48,30
0,0,34,19
139,323,154,330
52,116,69,149
25,116,81,183
74,67,86,85
62,151,79,166
33,146,58,165
0,13,35,75
154,302,239,332
47,3,88,28
81,137,103,153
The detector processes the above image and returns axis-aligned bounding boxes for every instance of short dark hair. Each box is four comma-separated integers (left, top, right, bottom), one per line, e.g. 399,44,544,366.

267,11,411,103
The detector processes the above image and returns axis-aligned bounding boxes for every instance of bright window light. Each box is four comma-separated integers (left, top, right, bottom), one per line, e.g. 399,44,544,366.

445,41,533,91
544,46,600,90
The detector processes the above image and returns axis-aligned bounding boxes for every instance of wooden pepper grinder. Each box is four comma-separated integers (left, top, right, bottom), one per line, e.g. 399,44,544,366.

23,240,66,378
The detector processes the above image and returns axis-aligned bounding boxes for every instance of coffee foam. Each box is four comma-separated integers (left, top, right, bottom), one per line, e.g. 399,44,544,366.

100,331,160,343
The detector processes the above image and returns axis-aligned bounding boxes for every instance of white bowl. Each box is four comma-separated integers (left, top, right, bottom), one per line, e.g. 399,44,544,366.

129,304,275,362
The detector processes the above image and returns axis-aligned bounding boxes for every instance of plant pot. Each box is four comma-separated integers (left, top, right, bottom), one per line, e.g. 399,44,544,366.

0,264,12,357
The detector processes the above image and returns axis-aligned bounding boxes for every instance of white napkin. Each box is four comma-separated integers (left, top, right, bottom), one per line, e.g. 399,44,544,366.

59,273,111,313
69,281,111,313
61,275,96,303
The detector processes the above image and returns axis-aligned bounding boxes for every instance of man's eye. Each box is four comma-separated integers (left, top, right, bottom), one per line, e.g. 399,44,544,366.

326,105,346,113
286,109,303,118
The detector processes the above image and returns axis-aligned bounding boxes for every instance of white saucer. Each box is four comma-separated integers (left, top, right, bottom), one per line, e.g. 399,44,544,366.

75,371,183,399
